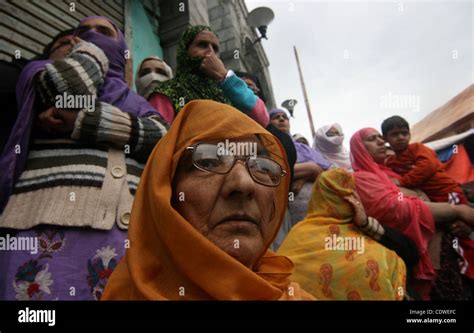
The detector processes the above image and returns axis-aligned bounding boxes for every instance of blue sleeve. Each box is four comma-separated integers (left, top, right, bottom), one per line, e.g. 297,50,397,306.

220,73,257,113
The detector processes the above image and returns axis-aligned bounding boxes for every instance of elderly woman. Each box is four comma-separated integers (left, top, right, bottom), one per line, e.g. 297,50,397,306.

135,56,173,100
0,16,168,300
277,168,407,300
102,100,313,300
313,123,352,170
148,25,269,126
350,128,474,300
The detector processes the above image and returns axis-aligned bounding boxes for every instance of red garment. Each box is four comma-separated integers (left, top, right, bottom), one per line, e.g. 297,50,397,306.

148,92,270,127
350,128,436,299
386,143,466,203
148,93,176,125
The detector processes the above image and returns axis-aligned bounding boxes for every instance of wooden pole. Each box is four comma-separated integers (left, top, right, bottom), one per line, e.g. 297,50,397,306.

294,46,316,139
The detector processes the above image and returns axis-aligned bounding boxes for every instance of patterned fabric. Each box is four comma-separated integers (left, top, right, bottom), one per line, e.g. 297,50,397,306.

153,25,232,112
277,168,406,300
0,225,125,300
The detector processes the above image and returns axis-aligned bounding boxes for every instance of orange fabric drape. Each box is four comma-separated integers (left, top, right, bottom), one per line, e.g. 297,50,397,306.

102,100,314,300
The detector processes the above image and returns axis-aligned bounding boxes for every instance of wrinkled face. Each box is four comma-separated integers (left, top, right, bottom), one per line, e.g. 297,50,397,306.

79,17,117,40
326,126,342,137
363,131,387,163
384,127,410,153
139,59,168,78
270,112,290,134
187,31,220,58
172,137,279,269
49,35,74,60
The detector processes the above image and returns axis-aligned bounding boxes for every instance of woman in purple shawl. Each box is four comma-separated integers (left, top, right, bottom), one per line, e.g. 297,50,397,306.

0,17,157,211
269,108,332,227
0,16,168,300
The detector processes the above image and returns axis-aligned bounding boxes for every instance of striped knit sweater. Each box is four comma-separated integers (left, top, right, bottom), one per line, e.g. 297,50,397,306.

0,104,168,230
37,40,108,109
0,41,168,230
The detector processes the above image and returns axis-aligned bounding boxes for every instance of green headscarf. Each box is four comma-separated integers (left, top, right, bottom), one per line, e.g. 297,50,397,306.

154,25,232,112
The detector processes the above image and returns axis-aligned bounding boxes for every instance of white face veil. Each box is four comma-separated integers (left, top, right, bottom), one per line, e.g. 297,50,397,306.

313,123,352,170
135,56,173,99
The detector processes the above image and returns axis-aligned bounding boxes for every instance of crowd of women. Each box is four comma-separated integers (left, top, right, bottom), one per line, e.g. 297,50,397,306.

0,15,473,301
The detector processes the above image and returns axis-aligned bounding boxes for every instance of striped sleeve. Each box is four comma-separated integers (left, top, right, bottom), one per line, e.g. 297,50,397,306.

37,41,109,107
71,102,168,162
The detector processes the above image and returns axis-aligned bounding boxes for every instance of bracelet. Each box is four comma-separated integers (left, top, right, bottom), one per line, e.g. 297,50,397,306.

359,217,370,228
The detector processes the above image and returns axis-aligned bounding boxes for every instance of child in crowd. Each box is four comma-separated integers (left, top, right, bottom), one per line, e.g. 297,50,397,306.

381,116,468,205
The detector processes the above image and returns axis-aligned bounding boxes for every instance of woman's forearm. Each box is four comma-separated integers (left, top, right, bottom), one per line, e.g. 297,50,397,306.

293,162,323,181
424,202,457,225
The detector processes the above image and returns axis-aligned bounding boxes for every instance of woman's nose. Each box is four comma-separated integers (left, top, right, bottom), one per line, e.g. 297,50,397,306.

221,161,256,198
205,45,215,55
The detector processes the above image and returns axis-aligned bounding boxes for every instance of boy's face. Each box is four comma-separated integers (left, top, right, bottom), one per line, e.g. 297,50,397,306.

384,127,410,152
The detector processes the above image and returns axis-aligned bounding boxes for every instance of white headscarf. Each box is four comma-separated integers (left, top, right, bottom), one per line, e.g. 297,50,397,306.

313,123,352,170
135,56,173,99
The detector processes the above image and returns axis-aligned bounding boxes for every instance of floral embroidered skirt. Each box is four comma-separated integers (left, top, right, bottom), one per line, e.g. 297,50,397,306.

0,225,126,300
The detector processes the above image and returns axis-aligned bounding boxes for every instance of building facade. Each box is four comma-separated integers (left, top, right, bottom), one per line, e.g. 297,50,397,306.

411,84,474,143
0,0,275,107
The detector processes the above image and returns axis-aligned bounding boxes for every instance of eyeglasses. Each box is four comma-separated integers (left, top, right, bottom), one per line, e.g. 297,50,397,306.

186,143,286,187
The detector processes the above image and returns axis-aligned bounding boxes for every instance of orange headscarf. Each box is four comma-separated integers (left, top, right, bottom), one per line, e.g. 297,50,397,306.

102,100,313,300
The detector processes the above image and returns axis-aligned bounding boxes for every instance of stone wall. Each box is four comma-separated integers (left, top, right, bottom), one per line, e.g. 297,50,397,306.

207,0,276,108
157,0,275,108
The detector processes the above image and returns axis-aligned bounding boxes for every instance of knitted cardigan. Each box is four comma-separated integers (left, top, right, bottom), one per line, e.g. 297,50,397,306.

0,42,168,231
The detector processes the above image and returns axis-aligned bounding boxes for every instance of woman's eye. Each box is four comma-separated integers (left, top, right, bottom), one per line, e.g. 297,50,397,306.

199,158,221,168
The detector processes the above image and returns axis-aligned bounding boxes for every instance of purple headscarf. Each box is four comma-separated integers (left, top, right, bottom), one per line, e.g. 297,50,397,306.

77,16,156,117
0,16,157,212
269,108,290,119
